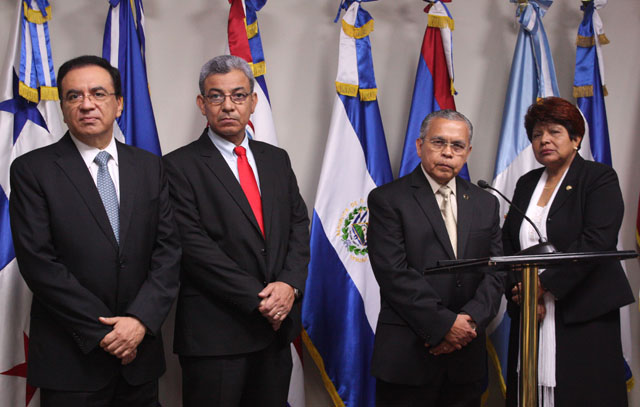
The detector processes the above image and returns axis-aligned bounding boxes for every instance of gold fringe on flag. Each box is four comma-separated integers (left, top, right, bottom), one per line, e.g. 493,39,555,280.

40,86,59,101
246,20,258,39
427,14,454,31
341,18,374,39
576,33,610,48
450,79,456,96
359,88,377,101
335,81,359,97
602,84,609,96
19,81,39,103
23,1,52,24
302,330,346,407
573,85,593,98
249,61,266,78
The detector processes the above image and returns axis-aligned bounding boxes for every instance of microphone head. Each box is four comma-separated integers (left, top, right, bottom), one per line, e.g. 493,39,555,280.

477,180,490,189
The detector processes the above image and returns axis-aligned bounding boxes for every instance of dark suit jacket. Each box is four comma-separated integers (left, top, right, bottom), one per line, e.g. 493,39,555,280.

503,154,634,406
367,166,504,386
163,130,309,356
9,133,181,391
503,154,634,323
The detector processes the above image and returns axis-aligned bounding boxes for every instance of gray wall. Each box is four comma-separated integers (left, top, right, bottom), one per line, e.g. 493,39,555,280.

1,0,638,405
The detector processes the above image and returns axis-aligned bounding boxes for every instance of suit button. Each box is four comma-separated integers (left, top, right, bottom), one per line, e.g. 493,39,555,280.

263,281,267,286
260,249,267,256
456,280,462,288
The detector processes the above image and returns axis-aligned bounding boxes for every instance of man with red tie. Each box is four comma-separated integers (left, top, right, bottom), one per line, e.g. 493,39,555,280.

163,55,309,407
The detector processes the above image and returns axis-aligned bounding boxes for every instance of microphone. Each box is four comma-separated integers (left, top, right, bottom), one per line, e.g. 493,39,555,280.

477,180,557,255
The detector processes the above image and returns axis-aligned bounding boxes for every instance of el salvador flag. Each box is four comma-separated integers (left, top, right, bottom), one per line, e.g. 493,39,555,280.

302,1,392,406
103,0,161,155
487,0,559,398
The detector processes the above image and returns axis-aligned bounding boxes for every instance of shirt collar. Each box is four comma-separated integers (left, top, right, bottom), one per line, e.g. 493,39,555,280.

69,133,119,168
207,128,250,157
420,164,457,196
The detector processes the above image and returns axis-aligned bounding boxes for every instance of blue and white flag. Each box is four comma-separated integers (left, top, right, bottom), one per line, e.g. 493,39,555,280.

573,0,634,391
302,1,392,406
0,1,64,405
487,0,559,398
103,0,161,155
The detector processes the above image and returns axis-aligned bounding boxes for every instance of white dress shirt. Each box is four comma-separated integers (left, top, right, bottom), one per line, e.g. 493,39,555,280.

69,133,120,203
208,129,261,193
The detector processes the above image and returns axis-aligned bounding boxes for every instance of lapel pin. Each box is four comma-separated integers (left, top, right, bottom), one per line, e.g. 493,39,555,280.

566,185,573,191
463,194,469,200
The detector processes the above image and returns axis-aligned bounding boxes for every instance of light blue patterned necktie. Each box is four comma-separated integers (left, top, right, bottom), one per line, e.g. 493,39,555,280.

94,151,119,245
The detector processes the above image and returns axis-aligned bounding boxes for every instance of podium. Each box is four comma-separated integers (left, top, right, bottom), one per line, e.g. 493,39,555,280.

425,250,638,407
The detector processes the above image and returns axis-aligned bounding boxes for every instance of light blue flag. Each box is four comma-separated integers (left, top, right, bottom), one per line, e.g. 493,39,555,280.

573,0,634,390
102,0,161,155
302,1,392,406
487,0,559,398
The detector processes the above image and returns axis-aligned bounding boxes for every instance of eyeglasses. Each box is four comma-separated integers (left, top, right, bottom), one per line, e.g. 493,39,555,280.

203,92,250,105
424,137,468,155
64,90,117,105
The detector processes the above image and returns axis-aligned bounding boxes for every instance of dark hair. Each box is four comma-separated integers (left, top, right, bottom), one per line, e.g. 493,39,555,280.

57,55,122,99
524,97,584,143
419,109,473,143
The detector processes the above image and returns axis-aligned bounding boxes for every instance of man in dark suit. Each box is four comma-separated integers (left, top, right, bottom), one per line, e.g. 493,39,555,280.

163,55,309,407
367,110,504,406
9,55,181,406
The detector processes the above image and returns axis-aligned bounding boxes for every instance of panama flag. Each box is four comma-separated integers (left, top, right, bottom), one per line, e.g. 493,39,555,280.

103,0,161,155
302,1,393,406
0,1,64,406
572,0,634,390
398,0,469,180
487,0,559,398
227,0,278,145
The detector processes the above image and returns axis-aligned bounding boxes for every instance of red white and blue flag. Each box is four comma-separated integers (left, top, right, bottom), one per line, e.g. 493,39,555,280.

0,1,64,406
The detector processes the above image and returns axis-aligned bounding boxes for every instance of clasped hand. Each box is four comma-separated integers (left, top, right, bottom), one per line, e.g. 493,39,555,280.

427,314,477,356
258,282,295,331
99,316,146,365
511,280,547,321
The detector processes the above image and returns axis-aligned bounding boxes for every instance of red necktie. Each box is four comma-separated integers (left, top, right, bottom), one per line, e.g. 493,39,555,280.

234,146,264,236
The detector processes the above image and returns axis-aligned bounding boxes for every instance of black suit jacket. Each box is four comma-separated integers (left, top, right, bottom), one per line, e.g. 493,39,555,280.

503,154,634,323
367,166,504,386
9,133,181,391
163,130,309,356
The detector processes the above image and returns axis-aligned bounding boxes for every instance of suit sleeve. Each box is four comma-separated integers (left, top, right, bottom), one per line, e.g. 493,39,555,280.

460,194,506,328
368,188,457,346
9,158,112,354
539,166,623,299
273,152,310,295
163,156,266,315
124,161,181,335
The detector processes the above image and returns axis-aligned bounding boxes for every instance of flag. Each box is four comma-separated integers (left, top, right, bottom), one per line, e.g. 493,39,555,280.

102,0,161,154
227,2,303,404
572,0,634,390
0,1,64,405
398,0,469,180
487,0,559,399
302,1,392,406
228,0,278,145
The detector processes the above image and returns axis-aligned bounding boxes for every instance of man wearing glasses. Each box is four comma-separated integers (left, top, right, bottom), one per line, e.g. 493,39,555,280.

163,55,309,407
367,110,504,407
9,55,181,406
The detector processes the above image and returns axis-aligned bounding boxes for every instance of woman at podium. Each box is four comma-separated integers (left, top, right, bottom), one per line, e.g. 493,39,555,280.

502,97,634,406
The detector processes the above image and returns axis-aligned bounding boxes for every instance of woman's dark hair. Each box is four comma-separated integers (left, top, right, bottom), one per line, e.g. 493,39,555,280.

524,97,584,143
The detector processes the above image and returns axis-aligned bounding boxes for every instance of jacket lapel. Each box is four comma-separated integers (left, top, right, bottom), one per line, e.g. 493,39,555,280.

549,154,584,217
198,132,264,238
116,141,135,249
54,133,119,250
411,167,456,259
456,178,471,259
